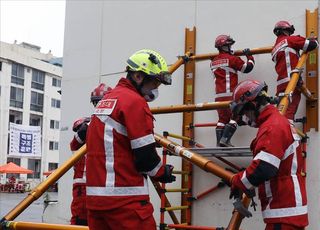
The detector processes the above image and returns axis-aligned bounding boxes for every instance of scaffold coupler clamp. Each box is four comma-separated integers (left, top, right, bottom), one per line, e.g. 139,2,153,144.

233,198,252,218
159,223,167,230
278,91,293,103
0,218,10,230
177,54,190,63
290,67,304,77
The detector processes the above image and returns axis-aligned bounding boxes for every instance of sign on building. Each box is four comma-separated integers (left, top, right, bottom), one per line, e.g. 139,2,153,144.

9,123,42,157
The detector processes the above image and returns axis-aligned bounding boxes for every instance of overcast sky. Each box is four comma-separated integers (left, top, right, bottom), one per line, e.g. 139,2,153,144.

0,0,66,57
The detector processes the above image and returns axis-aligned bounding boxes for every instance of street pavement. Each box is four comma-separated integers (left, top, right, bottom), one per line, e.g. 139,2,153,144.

0,192,58,223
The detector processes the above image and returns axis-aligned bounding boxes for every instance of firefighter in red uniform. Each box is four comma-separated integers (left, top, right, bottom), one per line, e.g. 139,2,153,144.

272,20,318,123
210,35,255,147
86,49,176,230
70,83,112,225
230,80,308,230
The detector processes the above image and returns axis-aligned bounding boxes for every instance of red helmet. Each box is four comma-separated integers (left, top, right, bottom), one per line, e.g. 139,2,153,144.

231,80,268,116
273,20,295,36
90,83,112,105
215,35,235,48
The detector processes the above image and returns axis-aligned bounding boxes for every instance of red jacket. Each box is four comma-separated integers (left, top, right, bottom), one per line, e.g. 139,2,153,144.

233,105,308,227
70,138,86,185
272,35,308,92
210,52,254,101
86,78,165,210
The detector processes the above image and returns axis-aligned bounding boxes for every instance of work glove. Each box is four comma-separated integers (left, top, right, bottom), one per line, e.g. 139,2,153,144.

77,123,88,143
229,173,256,199
158,164,176,183
73,117,90,132
242,48,252,56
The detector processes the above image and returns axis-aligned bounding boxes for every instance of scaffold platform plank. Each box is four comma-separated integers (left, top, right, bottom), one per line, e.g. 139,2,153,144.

188,147,252,157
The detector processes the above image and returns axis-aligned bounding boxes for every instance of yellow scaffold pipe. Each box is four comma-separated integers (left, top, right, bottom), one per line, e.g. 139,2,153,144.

278,53,308,115
1,145,87,223
151,101,231,115
3,221,88,230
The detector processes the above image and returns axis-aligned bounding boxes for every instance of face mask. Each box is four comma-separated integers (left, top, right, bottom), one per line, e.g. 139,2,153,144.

242,114,257,128
143,88,159,102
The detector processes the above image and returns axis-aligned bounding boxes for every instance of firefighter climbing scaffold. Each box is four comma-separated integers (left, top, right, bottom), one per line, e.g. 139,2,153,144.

0,10,318,230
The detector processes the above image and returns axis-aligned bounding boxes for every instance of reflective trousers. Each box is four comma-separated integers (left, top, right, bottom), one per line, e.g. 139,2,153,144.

87,200,156,230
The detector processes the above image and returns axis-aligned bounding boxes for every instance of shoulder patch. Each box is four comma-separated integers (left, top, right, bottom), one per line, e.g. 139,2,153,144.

211,59,229,69
94,99,117,115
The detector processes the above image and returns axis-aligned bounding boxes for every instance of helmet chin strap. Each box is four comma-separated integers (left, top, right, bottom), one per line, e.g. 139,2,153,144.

220,45,233,54
128,72,153,99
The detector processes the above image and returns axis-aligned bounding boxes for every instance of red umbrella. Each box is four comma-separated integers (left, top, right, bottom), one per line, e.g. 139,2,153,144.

43,170,55,176
0,162,33,174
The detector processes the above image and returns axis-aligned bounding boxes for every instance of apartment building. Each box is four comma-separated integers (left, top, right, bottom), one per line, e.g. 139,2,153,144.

0,41,62,184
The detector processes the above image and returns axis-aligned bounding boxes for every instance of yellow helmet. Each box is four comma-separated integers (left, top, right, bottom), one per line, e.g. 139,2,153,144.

126,49,172,85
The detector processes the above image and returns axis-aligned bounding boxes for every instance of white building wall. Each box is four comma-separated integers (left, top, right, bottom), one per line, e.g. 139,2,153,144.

59,1,320,229
0,41,62,184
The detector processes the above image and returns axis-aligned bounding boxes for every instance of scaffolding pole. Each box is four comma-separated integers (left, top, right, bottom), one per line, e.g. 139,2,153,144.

0,145,87,223
2,221,88,230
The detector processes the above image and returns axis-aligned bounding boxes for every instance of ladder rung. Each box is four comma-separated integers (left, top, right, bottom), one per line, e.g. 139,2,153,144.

165,188,189,193
164,205,189,211
172,170,189,175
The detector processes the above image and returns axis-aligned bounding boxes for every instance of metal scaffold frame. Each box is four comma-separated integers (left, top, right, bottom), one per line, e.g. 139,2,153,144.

0,8,318,230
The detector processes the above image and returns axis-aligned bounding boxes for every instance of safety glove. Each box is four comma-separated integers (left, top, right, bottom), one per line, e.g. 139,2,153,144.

158,164,176,183
242,48,252,56
77,123,88,143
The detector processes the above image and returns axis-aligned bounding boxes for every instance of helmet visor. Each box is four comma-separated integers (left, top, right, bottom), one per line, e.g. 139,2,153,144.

155,72,172,85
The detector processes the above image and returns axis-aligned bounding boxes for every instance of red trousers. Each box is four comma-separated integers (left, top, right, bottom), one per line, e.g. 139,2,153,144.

216,96,233,126
277,87,301,121
70,184,87,225
265,223,305,230
87,201,156,230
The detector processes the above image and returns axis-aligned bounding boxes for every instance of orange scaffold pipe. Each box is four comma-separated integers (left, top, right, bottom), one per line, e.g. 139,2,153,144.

154,133,234,182
187,46,314,101
0,144,87,225
189,46,273,61
277,53,309,138
2,221,88,230
277,52,308,115
227,195,251,230
154,133,251,230
151,101,230,114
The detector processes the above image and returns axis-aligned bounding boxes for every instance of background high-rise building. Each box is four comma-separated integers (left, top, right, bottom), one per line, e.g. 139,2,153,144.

0,41,62,187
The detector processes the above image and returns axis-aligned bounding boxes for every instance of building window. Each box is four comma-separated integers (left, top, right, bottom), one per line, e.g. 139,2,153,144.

49,141,59,150
48,162,58,171
30,114,42,127
32,69,45,90
30,91,44,112
10,86,24,108
9,110,23,127
27,159,41,179
51,99,61,108
11,62,24,85
52,77,61,87
50,120,60,129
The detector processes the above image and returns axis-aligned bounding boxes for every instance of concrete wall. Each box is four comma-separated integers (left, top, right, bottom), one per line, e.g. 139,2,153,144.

57,1,320,229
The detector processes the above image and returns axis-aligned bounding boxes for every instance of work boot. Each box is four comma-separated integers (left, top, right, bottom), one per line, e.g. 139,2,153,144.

219,123,237,147
215,128,224,147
